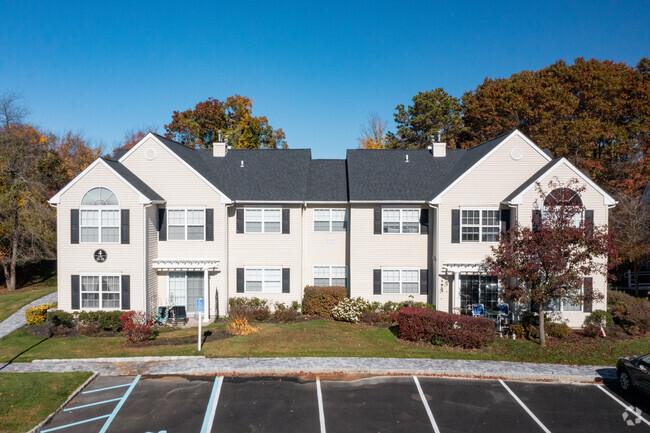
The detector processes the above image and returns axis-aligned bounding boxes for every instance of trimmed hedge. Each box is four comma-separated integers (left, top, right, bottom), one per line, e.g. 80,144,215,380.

398,307,495,349
302,286,347,316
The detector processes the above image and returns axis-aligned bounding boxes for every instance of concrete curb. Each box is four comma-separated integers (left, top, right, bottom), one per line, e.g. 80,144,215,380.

33,356,206,363
27,371,98,433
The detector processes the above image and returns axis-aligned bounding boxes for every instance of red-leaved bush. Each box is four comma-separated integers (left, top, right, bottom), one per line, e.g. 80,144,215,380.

398,307,495,349
120,311,153,343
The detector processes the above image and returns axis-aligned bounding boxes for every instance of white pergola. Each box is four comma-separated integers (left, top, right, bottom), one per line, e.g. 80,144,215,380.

152,259,220,323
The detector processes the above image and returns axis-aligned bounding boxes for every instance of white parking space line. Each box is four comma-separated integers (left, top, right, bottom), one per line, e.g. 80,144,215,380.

316,377,326,433
596,385,650,427
200,376,223,433
499,380,551,433
413,376,441,433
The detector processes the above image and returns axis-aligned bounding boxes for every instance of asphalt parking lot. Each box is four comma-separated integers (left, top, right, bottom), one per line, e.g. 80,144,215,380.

39,374,650,433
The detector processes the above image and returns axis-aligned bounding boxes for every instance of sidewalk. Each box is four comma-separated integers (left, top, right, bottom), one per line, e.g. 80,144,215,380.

0,356,617,383
0,292,57,339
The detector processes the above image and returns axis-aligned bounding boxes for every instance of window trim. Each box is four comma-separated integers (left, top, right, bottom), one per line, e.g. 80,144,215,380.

381,207,421,235
313,265,348,287
244,266,283,293
79,207,121,244
381,267,420,295
313,208,348,232
459,207,500,243
244,207,283,234
79,273,121,310
166,207,206,241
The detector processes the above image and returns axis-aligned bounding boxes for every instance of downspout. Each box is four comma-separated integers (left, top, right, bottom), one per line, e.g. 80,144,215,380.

302,202,306,293
224,202,232,318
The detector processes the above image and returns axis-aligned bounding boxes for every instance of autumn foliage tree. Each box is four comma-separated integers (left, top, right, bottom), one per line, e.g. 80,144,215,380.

357,113,388,149
165,95,287,149
483,180,616,346
54,131,101,181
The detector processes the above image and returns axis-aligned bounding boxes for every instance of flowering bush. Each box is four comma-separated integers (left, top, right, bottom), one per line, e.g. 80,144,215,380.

25,303,57,326
225,317,259,335
331,297,372,323
119,311,153,343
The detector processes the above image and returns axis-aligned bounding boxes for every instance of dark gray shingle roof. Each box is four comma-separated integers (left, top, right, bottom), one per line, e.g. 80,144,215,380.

306,159,348,201
102,158,164,202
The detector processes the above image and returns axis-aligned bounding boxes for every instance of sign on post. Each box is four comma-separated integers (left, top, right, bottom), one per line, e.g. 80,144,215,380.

196,298,204,351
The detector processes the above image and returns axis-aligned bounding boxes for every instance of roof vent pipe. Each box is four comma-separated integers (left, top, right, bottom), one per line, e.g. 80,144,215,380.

405,154,409,163
240,160,244,168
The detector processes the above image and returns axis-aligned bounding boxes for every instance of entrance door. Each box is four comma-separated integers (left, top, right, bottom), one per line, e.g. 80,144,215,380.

168,271,204,313
460,275,498,312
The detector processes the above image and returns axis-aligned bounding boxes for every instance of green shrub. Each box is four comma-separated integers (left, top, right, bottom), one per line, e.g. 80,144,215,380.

25,303,57,326
546,322,572,339
583,310,613,328
47,310,74,327
331,297,372,323
381,301,401,312
77,311,122,331
302,286,347,316
291,301,301,312
274,302,299,322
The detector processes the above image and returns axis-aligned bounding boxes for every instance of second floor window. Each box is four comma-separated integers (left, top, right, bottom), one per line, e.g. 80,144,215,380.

382,209,419,234
245,208,281,233
80,187,119,243
168,209,205,240
461,209,500,242
314,209,347,232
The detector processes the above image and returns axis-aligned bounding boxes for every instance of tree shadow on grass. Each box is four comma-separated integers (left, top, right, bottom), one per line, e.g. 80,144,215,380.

0,336,50,371
389,325,400,338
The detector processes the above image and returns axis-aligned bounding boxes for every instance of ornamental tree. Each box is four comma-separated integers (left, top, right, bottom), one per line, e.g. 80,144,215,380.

483,179,616,346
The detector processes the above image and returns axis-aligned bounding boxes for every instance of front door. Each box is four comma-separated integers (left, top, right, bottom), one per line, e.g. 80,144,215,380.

460,275,499,312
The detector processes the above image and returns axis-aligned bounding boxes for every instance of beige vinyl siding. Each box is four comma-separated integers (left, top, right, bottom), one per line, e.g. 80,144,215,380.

56,163,144,312
227,205,303,306
145,205,158,315
517,163,609,327
349,204,429,303
303,206,349,288
121,136,227,318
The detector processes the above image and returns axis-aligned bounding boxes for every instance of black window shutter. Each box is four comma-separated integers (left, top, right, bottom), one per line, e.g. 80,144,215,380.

236,268,245,293
420,209,429,235
236,209,244,233
532,210,542,232
121,275,130,310
374,207,381,234
71,275,80,310
500,209,511,237
282,268,290,293
121,209,130,244
70,209,79,244
205,208,214,241
585,210,594,238
420,269,429,295
583,277,593,313
451,209,460,243
282,209,290,234
373,269,381,294
158,208,167,241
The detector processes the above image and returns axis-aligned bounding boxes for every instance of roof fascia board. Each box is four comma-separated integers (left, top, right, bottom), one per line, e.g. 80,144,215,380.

506,158,617,206
304,201,350,204
118,133,232,204
235,200,304,204
49,159,153,205
429,130,552,205
349,200,427,204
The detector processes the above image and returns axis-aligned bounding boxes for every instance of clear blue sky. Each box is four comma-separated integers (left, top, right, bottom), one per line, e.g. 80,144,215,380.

1,0,648,158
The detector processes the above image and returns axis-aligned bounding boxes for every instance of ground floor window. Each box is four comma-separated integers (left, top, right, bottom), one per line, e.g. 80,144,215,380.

314,266,347,287
245,267,282,293
545,290,582,312
460,274,499,311
168,271,203,313
382,268,419,294
81,275,120,309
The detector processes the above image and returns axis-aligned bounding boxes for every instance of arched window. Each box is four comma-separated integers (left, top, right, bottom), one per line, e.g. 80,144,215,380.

543,187,582,226
80,187,120,243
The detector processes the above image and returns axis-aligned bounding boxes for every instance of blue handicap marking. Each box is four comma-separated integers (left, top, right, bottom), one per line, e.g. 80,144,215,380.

196,298,205,312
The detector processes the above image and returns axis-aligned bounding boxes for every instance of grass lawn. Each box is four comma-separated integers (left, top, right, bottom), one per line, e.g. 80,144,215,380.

0,372,92,433
1,319,648,366
0,276,57,322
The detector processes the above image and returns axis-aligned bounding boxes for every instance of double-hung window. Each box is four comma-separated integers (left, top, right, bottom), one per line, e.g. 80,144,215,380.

80,187,120,243
245,267,282,293
461,209,500,242
381,268,419,294
382,209,419,234
313,266,347,287
314,209,347,232
81,274,120,309
168,209,205,240
245,208,281,233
